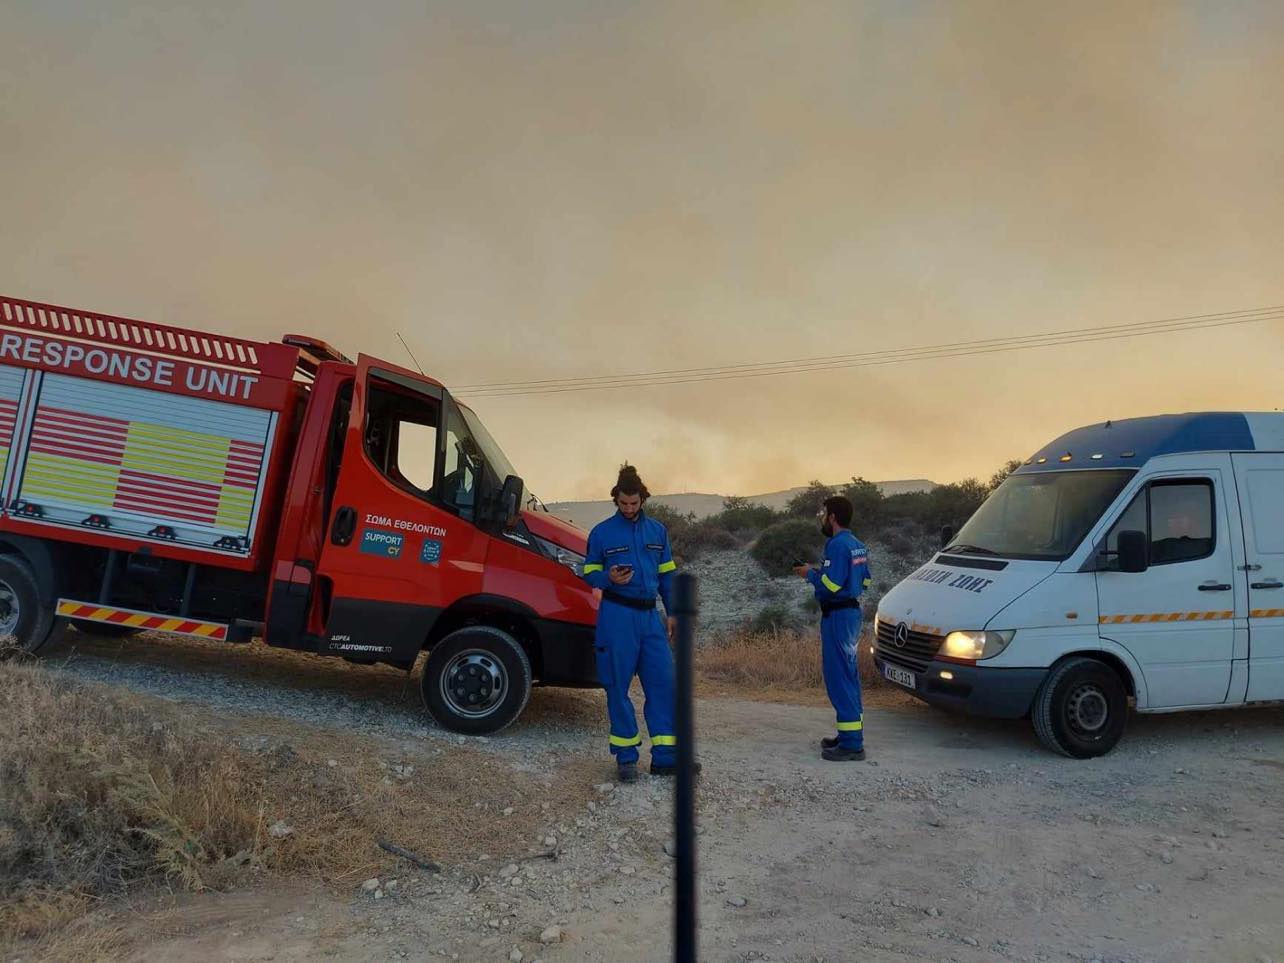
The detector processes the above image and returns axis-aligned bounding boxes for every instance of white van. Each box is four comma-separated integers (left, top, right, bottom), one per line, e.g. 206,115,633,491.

874,412,1284,758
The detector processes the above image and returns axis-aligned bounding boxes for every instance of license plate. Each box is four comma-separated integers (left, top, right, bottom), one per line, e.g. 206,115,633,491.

883,663,916,690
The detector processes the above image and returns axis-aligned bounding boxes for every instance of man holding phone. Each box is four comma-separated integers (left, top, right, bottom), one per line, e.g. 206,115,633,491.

581,465,681,782
794,494,871,762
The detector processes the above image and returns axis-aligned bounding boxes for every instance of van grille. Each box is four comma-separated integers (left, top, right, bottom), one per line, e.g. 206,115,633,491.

875,620,945,673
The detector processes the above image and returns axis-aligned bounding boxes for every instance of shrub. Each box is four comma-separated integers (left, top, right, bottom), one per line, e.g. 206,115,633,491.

706,496,780,535
745,604,796,635
751,519,824,577
684,523,739,556
784,480,835,518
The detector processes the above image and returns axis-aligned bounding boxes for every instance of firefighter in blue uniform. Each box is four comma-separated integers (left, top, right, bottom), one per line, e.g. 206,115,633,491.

795,494,870,761
581,465,683,782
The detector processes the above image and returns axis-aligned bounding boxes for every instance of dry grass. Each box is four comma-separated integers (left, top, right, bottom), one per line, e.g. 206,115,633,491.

0,661,591,956
696,625,881,702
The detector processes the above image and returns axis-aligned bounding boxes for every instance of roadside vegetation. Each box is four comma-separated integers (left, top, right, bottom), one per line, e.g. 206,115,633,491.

652,460,1022,565
0,660,589,958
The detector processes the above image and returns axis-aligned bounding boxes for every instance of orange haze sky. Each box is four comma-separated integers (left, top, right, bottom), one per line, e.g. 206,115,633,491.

2,1,1282,502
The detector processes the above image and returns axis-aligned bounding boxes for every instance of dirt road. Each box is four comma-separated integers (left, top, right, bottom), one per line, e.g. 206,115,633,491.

41,637,1284,962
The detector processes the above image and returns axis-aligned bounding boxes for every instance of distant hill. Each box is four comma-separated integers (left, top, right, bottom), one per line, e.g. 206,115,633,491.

548,479,938,529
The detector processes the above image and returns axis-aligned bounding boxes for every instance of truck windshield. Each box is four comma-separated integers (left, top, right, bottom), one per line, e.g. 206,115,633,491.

948,469,1135,561
458,405,518,484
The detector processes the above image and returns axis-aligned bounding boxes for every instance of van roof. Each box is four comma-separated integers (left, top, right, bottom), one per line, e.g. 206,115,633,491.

1016,412,1284,473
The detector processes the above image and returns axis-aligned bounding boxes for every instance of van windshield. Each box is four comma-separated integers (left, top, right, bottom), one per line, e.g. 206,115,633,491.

948,469,1135,561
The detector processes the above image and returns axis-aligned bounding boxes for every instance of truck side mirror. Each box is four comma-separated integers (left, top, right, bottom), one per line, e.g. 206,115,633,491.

498,474,524,529
940,525,954,549
1116,530,1149,573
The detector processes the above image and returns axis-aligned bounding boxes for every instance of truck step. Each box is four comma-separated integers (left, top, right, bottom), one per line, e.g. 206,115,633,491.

57,599,234,642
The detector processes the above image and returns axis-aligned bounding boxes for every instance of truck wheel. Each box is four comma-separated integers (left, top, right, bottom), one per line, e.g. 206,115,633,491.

0,555,60,657
421,626,532,735
1032,657,1128,759
71,619,140,639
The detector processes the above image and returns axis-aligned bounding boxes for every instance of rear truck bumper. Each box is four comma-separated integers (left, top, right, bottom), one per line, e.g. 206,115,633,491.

876,656,1047,719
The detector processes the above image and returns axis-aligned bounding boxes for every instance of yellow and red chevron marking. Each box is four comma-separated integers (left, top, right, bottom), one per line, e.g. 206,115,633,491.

1251,608,1284,619
56,599,228,640
1099,610,1234,625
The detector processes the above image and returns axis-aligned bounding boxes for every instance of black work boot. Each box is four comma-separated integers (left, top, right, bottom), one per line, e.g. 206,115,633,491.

821,746,867,762
651,761,703,777
820,736,840,750
618,762,639,783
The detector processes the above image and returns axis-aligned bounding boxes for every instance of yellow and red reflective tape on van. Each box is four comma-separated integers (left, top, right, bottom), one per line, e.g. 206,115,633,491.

1251,608,1284,618
57,599,229,640
1099,610,1233,624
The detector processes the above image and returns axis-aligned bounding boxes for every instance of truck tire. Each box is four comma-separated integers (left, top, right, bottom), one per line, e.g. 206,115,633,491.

421,626,532,735
1032,657,1128,759
0,555,61,657
70,619,140,639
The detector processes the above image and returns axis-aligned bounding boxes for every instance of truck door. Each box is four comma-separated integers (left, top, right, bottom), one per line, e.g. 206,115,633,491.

314,356,489,663
1232,453,1284,701
1096,461,1240,707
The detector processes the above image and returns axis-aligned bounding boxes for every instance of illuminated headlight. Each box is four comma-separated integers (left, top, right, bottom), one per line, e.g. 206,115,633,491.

942,630,1015,661
532,536,586,576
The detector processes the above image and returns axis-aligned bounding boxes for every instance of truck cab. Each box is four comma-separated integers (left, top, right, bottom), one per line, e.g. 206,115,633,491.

0,297,598,735
265,350,599,732
875,412,1284,757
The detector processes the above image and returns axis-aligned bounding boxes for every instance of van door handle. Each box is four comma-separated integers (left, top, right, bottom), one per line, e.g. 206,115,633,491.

331,506,357,546
1251,580,1284,590
1197,582,1232,592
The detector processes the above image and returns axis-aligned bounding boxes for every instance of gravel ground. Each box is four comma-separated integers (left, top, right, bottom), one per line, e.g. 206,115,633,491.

32,628,1284,963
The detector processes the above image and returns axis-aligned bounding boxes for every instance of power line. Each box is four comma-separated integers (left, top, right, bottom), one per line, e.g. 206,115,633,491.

455,305,1282,391
457,305,1283,399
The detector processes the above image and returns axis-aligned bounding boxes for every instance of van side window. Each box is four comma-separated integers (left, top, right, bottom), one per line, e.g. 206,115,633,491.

1106,479,1215,566
1149,481,1214,564
364,377,440,497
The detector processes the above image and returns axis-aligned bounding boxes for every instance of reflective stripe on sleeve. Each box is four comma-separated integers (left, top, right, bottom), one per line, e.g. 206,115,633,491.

609,733,642,747
583,563,604,574
657,560,677,574
651,735,677,746
836,720,863,732
821,574,842,593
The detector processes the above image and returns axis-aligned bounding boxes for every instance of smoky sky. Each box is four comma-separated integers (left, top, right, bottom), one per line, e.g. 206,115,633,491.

2,1,1281,501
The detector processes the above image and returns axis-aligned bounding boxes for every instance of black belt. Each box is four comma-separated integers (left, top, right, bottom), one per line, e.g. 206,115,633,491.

602,590,657,611
820,598,861,617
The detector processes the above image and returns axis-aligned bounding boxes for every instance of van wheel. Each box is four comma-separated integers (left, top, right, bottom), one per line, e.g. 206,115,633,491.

421,626,532,735
0,555,60,657
1032,657,1128,758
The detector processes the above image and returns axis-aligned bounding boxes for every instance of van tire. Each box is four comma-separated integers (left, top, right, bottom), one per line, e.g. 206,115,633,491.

421,626,532,736
0,555,61,657
1032,657,1128,758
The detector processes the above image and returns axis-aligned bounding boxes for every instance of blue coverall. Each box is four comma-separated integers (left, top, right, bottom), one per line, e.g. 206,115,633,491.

808,530,871,751
581,510,678,767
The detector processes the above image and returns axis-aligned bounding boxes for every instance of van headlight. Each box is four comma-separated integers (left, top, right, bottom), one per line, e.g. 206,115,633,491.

942,630,1015,661
532,536,586,576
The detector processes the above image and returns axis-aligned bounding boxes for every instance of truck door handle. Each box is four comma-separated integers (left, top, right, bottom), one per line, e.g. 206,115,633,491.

1197,582,1232,592
1251,580,1284,590
331,506,357,546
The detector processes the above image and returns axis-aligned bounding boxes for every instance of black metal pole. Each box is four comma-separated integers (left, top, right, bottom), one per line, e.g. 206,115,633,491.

673,572,698,963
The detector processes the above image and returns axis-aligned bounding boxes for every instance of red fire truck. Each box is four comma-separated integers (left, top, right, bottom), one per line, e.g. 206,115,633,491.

0,295,599,733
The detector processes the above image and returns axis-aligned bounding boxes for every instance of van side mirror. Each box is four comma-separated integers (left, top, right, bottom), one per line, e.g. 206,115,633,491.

1116,530,1149,573
940,525,954,549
